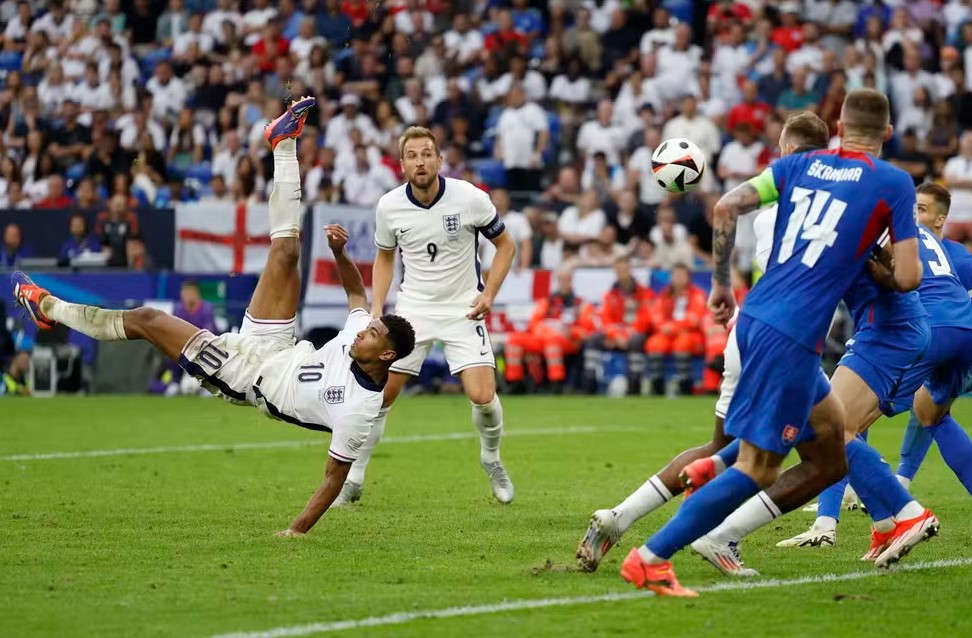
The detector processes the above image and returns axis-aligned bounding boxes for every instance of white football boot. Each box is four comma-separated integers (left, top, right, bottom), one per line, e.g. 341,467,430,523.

576,509,621,572
690,535,760,577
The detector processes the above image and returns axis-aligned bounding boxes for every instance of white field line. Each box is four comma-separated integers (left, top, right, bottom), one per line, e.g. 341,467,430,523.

212,557,972,638
0,425,640,462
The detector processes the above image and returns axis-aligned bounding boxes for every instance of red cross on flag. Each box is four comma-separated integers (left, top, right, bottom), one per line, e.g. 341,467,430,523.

175,201,272,274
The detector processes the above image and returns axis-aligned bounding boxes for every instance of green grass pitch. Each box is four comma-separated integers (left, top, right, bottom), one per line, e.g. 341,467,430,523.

2,395,971,637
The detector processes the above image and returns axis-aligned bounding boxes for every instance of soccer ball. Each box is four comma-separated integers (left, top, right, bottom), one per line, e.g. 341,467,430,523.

651,138,706,193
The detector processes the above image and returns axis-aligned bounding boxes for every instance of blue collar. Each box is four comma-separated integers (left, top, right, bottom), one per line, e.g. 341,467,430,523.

405,175,446,209
351,361,385,392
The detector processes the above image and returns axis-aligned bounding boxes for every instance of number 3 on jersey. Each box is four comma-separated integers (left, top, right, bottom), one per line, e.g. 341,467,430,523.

777,187,847,268
920,227,952,276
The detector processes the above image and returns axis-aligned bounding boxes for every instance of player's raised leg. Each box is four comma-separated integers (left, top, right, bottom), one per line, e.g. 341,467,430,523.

246,96,317,323
13,271,202,362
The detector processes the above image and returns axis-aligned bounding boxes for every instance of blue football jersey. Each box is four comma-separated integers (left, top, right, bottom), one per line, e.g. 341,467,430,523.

742,149,919,352
842,274,924,330
944,239,972,293
916,226,972,328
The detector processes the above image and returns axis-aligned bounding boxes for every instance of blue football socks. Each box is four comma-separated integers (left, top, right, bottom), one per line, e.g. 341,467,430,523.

645,467,760,559
928,414,972,495
897,410,933,481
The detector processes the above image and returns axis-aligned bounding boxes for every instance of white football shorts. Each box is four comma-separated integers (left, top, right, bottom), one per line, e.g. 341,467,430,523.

179,312,300,407
714,322,741,420
389,308,495,376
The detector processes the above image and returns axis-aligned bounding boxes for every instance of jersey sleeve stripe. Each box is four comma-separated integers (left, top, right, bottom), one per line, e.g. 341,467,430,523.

374,236,397,250
477,214,506,239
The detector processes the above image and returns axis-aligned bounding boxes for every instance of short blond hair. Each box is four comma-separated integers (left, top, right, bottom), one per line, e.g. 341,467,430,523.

398,126,439,159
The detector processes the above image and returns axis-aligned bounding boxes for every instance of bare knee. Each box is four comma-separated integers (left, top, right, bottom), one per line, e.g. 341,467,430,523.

467,386,496,406
124,306,165,339
269,237,300,267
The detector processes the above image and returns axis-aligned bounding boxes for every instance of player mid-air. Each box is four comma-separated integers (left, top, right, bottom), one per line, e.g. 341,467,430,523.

12,98,415,537
332,126,518,506
618,89,922,597
576,111,832,572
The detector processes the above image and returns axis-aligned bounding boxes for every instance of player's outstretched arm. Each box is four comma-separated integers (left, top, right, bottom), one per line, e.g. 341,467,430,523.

276,456,352,536
371,247,396,317
325,224,368,312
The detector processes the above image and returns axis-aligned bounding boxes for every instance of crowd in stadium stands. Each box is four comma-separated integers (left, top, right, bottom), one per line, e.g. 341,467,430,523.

2,0,972,395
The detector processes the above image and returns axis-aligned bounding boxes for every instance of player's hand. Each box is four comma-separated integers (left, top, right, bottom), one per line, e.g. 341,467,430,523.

707,282,736,327
467,292,494,320
325,224,349,253
274,528,306,538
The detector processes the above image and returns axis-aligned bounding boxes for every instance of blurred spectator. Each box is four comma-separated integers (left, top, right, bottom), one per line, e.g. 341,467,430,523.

443,13,482,68
644,263,707,396
626,127,667,213
1,223,30,267
126,235,153,271
35,175,73,208
495,84,548,194
889,128,933,187
649,205,694,270
607,189,652,249
943,132,972,243
727,80,772,135
168,108,206,175
480,188,532,275
58,213,101,266
578,225,627,267
95,194,139,267
581,152,625,202
85,131,128,189
212,130,244,187
200,174,232,202
74,176,102,209
536,211,564,270
156,0,190,47
661,95,721,169
146,61,188,124
558,190,606,251
577,100,625,172
541,166,581,213
49,99,91,171
337,144,398,207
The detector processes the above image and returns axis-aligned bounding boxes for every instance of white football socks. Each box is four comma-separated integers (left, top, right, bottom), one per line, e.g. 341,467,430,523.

346,407,389,485
896,475,912,490
708,491,782,544
40,296,127,341
813,515,839,533
472,394,503,464
894,500,925,521
613,475,673,535
269,138,302,240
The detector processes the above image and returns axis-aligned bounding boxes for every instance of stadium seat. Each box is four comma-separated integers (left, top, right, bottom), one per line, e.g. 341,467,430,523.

471,159,506,188
184,162,213,184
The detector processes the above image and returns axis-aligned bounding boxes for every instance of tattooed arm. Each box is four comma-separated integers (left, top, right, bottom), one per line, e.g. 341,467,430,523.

709,176,775,325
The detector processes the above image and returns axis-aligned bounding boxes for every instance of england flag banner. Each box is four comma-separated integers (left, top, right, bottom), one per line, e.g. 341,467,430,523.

175,201,271,274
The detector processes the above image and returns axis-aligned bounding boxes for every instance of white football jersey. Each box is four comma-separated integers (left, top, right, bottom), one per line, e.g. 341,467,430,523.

375,176,505,314
753,204,778,273
254,309,382,463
